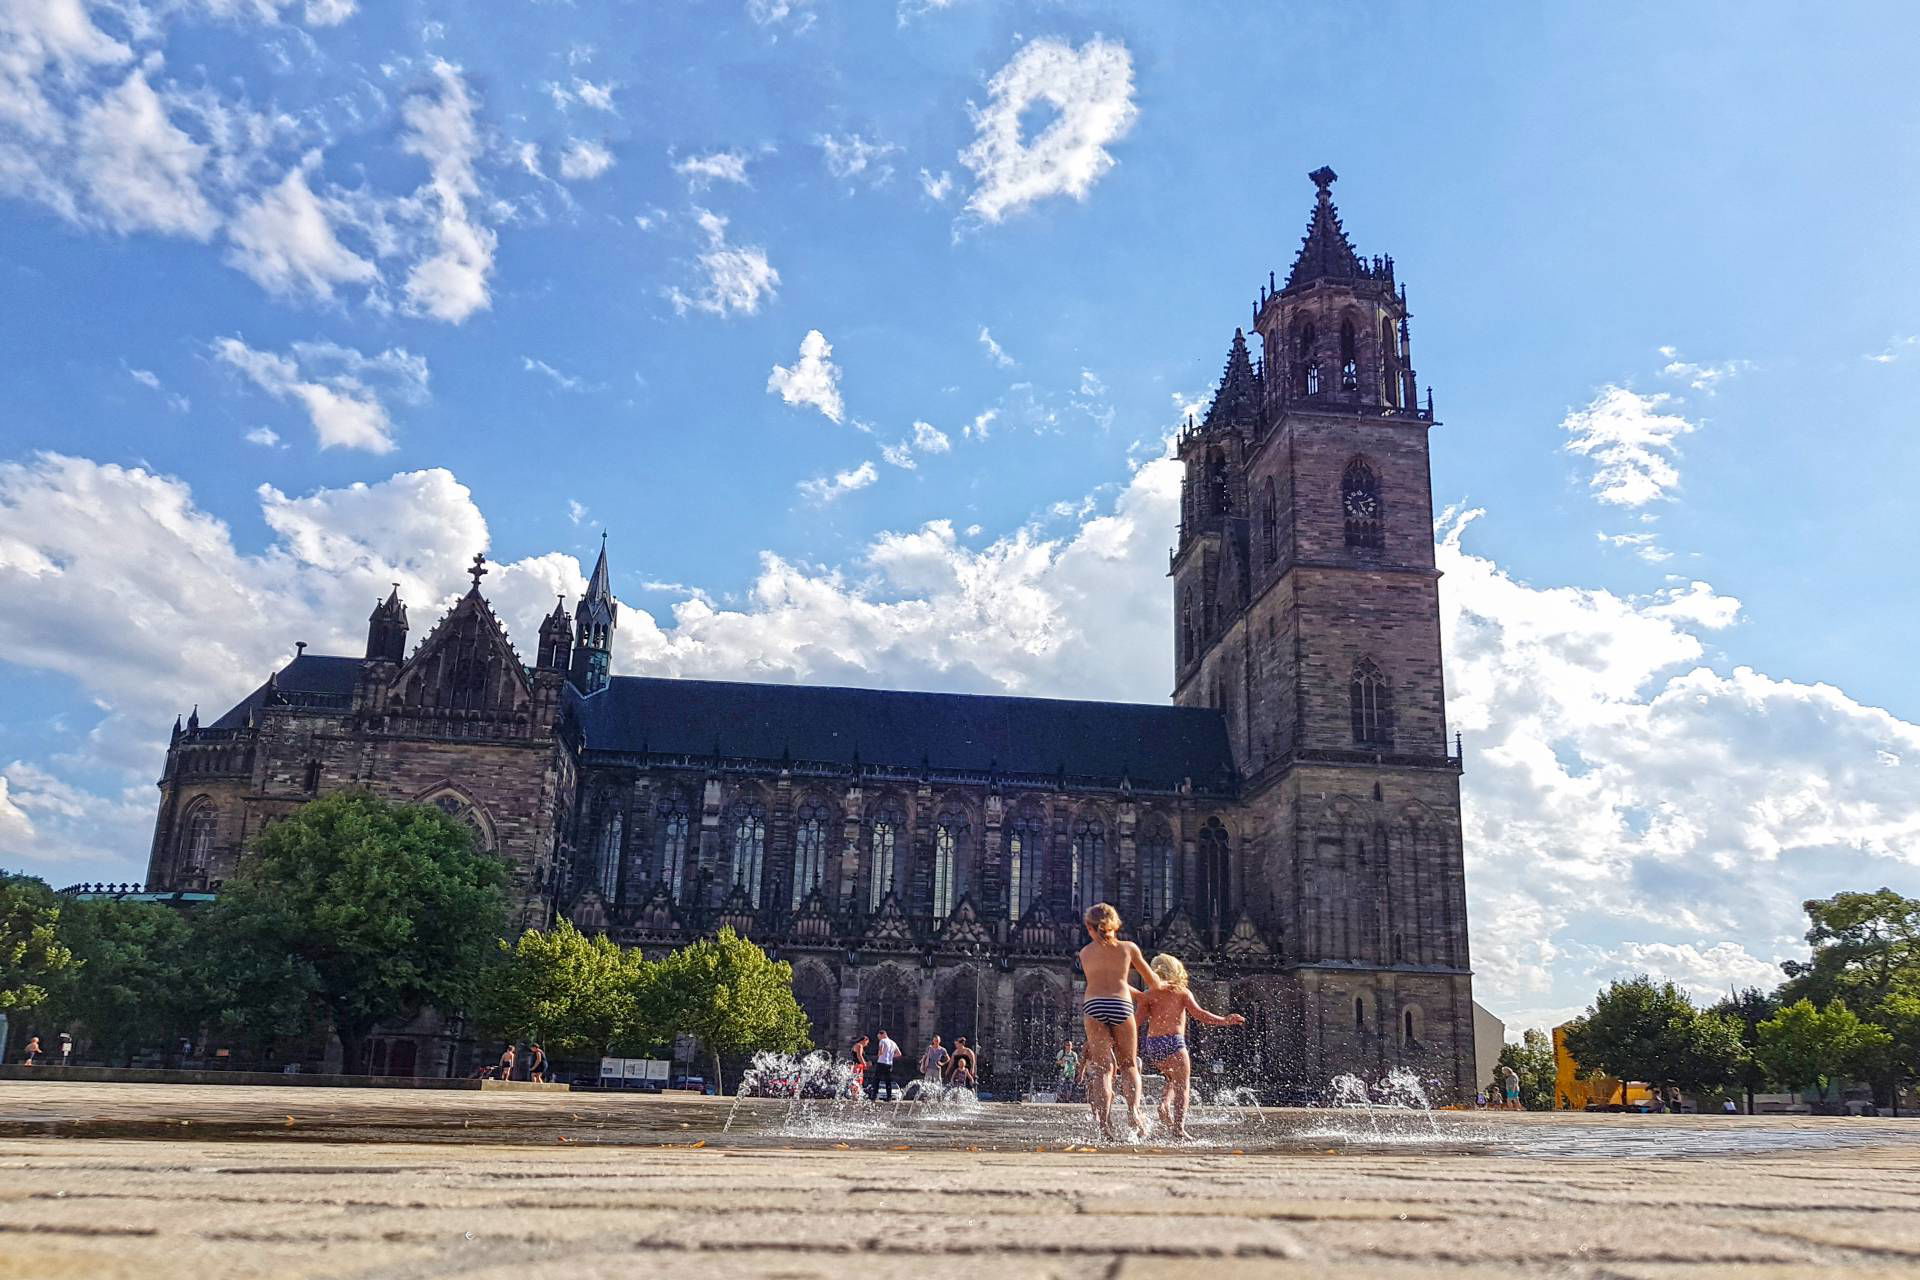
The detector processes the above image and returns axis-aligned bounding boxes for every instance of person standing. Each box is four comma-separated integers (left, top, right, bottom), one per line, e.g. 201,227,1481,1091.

849,1036,870,1099
919,1035,949,1086
527,1043,547,1084
949,1037,977,1084
1500,1064,1521,1111
1056,1041,1080,1100
872,1029,901,1101
497,1043,517,1082
20,1035,43,1066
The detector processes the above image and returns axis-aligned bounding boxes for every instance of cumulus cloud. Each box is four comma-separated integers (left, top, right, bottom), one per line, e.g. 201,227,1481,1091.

959,35,1138,225
1656,345,1751,393
399,61,497,323
1562,386,1697,508
213,336,427,452
815,133,897,188
797,460,879,505
673,149,750,190
70,64,220,238
225,153,377,299
919,169,953,202
668,207,779,318
978,326,1015,367
766,329,844,422
558,138,614,181
244,426,280,446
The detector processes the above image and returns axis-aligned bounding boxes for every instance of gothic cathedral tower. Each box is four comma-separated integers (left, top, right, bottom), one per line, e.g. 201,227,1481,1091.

1172,168,1474,1094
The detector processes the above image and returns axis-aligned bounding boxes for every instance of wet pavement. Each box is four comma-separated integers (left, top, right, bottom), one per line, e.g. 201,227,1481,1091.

0,1082,1914,1278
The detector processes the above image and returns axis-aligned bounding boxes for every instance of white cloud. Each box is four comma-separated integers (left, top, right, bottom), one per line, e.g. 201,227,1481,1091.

567,499,588,525
399,60,497,323
912,421,951,454
879,440,916,471
766,329,844,423
548,77,617,113
959,36,1138,225
558,138,614,181
918,168,953,202
815,133,897,188
127,366,189,413
978,326,1015,367
301,0,357,26
963,408,997,440
213,336,427,452
668,207,779,318
225,153,377,299
798,460,877,504
244,426,280,447
1656,345,1751,393
1865,335,1920,365
673,149,750,190
523,355,592,393
1597,530,1672,564
71,65,219,238
746,0,814,32
898,0,962,23
1562,386,1697,508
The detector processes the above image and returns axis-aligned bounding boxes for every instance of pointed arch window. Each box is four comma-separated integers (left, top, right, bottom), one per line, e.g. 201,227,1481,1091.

1260,476,1277,564
1340,317,1359,391
727,800,767,906
1180,589,1195,667
1006,812,1043,921
656,794,691,899
790,799,830,909
1296,321,1317,395
1381,317,1400,407
596,810,624,901
1197,817,1231,934
1355,996,1367,1032
934,812,965,917
181,802,217,872
1205,448,1230,516
1139,821,1176,923
1342,457,1384,550
1070,817,1106,910
868,807,902,911
1351,657,1393,748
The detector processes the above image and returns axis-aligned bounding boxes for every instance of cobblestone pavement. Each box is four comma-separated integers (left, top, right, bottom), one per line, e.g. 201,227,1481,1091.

0,1084,1914,1279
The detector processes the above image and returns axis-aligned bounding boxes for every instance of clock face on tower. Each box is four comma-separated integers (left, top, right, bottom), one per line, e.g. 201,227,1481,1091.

1344,490,1379,519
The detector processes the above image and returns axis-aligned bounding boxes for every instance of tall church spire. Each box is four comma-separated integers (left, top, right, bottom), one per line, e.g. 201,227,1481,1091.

1283,166,1374,292
1203,328,1261,431
365,584,407,663
571,534,616,694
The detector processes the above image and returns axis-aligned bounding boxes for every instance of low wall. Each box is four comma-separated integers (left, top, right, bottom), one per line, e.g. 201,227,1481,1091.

0,1065,568,1092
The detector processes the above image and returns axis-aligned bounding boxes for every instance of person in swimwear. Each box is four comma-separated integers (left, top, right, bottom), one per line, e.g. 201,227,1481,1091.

1076,902,1165,1139
1133,953,1245,1140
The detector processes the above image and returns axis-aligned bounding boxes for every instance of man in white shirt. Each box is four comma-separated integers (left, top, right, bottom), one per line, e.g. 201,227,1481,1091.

872,1030,901,1101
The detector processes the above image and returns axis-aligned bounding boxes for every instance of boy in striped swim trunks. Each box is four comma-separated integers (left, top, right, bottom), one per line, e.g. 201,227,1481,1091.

1133,953,1246,1141
1077,902,1167,1140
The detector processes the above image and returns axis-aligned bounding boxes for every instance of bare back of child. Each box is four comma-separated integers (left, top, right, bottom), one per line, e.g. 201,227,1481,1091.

1133,954,1245,1140
1076,902,1165,1139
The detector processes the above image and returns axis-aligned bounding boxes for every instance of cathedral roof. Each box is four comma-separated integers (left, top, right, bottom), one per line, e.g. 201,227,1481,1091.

1282,166,1365,291
570,676,1234,792
209,653,362,729
1203,328,1260,429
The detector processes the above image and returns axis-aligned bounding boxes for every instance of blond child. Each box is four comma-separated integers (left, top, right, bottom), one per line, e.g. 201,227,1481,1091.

1077,902,1165,1139
1132,953,1245,1140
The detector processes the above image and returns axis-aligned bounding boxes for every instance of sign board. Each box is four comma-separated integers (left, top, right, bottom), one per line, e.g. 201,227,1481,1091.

599,1057,623,1079
645,1058,670,1081
600,1057,673,1083
622,1059,648,1078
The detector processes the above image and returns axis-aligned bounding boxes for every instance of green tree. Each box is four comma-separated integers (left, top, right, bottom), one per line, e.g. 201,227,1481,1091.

199,791,508,1073
1709,987,1779,1114
636,927,810,1093
1758,998,1893,1103
1497,1028,1558,1110
1561,975,1744,1102
477,920,649,1060
1781,889,1920,1107
40,898,206,1065
0,873,73,1021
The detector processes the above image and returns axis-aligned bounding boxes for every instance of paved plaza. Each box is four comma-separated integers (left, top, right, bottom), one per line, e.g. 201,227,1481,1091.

0,1084,1915,1279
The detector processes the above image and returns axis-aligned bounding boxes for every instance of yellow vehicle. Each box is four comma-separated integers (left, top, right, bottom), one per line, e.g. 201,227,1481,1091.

1552,1024,1652,1110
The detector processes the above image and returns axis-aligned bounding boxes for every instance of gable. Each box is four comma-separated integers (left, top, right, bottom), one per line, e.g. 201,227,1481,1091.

389,591,533,716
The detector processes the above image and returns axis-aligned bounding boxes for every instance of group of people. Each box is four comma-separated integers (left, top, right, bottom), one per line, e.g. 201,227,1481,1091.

846,1029,978,1100
1076,901,1246,1140
474,1042,547,1083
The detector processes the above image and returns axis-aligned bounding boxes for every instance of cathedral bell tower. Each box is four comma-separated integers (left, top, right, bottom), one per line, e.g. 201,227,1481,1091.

365,585,408,663
570,535,616,694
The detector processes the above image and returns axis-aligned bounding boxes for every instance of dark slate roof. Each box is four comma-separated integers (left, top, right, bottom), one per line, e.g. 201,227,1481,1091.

210,653,364,729
571,676,1235,790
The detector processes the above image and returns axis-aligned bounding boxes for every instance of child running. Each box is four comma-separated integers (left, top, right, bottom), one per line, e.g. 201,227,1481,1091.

1132,953,1245,1140
1076,902,1165,1139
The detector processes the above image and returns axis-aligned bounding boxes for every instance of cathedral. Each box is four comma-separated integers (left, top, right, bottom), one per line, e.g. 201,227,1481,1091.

144,170,1477,1097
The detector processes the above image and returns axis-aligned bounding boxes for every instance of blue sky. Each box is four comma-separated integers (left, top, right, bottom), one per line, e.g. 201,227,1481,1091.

3,1,1918,1033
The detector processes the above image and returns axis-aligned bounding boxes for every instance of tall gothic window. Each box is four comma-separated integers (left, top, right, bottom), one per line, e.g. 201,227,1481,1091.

933,813,964,917
1260,476,1277,564
1381,317,1400,407
1206,448,1230,515
657,794,690,899
1340,317,1359,390
596,811,623,901
1197,817,1231,934
1139,820,1176,923
790,800,830,909
1342,457,1384,550
1351,657,1393,748
729,800,767,906
1180,589,1195,666
1296,321,1317,395
1006,813,1043,921
1070,817,1106,910
868,808,901,911
181,803,217,872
